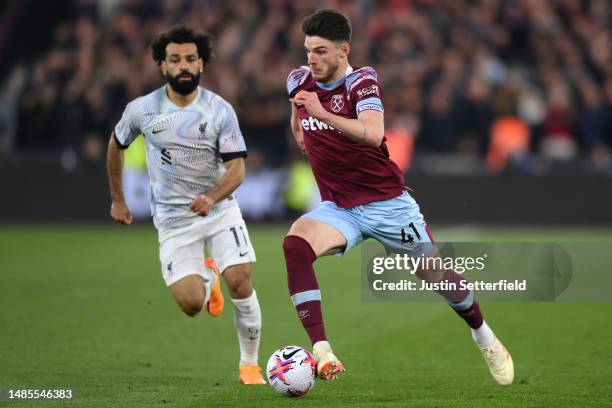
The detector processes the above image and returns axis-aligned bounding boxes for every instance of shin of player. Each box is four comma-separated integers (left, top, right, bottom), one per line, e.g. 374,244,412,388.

283,219,347,381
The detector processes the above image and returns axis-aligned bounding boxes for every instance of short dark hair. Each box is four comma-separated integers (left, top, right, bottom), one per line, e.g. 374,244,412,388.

302,9,351,43
150,25,214,65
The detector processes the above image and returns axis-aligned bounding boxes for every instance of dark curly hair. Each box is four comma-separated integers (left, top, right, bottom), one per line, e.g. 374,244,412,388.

150,25,214,65
302,9,351,43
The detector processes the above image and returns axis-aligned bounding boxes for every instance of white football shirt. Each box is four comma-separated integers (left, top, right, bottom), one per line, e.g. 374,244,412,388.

114,86,247,230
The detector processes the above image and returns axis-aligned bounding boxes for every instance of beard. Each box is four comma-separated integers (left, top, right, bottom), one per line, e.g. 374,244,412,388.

312,61,340,83
166,71,200,95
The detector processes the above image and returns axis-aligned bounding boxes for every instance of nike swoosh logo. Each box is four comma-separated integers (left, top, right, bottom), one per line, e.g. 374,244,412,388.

239,251,249,257
282,348,300,359
152,128,167,134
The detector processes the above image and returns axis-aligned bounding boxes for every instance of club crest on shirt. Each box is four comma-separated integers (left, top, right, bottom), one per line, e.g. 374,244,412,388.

331,94,344,113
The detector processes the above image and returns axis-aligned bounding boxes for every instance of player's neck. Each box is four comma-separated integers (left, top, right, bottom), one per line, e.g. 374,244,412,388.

165,85,198,107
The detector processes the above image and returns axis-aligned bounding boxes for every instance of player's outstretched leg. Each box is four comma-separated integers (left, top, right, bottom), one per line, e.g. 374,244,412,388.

223,263,265,385
282,235,345,380
428,267,514,385
204,258,224,317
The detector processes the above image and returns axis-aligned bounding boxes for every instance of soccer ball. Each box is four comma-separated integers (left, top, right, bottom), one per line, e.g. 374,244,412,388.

266,346,317,397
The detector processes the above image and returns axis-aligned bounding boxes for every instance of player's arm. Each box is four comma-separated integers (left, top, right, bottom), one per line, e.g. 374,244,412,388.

321,109,384,147
290,103,307,154
190,157,245,216
290,90,384,147
191,101,247,216
106,133,132,225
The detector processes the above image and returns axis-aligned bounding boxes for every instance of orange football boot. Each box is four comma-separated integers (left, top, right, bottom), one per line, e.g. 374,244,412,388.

239,365,266,384
204,258,224,317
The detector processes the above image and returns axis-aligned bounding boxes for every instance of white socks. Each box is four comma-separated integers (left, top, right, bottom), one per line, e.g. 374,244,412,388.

471,320,496,348
231,290,262,366
313,340,331,353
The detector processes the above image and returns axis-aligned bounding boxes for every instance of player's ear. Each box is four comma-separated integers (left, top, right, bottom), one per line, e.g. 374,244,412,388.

161,60,168,76
337,41,350,59
341,42,350,58
199,58,204,73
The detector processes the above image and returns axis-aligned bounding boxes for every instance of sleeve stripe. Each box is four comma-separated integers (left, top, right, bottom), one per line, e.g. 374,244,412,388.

346,68,378,93
349,77,369,94
356,97,384,113
221,151,248,162
287,67,310,95
113,132,129,149
357,104,384,114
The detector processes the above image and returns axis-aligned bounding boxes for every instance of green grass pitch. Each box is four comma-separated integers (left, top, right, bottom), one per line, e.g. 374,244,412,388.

1,225,611,407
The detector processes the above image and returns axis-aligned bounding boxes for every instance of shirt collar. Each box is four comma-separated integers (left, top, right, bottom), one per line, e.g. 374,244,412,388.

315,65,353,90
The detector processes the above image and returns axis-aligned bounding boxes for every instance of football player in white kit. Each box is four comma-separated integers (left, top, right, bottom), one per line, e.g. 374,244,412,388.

106,25,265,385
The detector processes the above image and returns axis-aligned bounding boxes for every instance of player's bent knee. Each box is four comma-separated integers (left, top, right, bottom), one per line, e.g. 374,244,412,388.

415,249,446,283
228,280,252,299
286,218,346,257
177,297,204,317
170,276,205,317
286,218,319,244
173,288,205,316
224,264,253,299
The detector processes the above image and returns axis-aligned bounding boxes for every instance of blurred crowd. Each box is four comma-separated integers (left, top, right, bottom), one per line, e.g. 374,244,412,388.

2,0,612,174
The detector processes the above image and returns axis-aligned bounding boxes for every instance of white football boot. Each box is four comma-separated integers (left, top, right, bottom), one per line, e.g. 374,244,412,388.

312,341,345,380
479,337,514,385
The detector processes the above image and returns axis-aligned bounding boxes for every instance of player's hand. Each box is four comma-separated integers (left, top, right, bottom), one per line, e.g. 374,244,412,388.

290,90,328,120
190,194,215,216
110,200,132,225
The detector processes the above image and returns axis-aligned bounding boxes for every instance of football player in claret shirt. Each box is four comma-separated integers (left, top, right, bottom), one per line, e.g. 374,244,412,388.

284,9,514,385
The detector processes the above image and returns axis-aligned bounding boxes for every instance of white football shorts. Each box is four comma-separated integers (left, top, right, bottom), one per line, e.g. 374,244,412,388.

158,205,256,286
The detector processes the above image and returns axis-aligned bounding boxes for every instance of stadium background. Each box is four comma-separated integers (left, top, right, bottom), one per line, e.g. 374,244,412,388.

1,0,611,407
